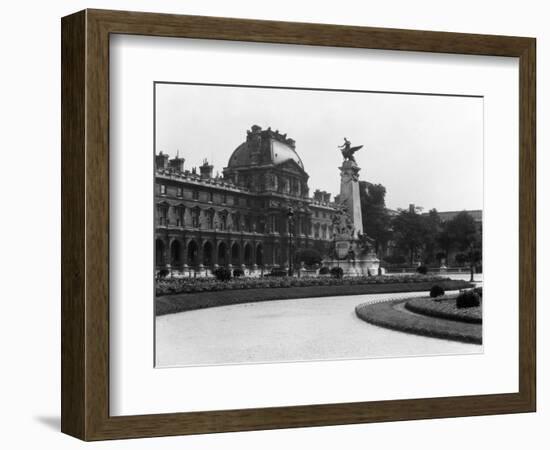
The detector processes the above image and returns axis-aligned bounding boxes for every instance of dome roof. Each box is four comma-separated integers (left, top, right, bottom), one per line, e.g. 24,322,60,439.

227,128,304,170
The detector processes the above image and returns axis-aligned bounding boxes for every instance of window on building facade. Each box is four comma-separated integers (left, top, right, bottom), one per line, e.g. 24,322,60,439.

207,209,214,229
314,223,320,239
160,184,166,195
191,208,200,228
157,204,168,226
222,192,227,204
208,191,214,202
176,206,185,227
219,212,227,230
192,190,199,200
176,187,183,197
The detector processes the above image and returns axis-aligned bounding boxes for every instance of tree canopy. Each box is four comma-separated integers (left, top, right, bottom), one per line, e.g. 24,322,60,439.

359,181,392,253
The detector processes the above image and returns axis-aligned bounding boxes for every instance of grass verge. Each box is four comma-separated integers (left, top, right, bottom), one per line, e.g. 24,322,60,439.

156,279,472,316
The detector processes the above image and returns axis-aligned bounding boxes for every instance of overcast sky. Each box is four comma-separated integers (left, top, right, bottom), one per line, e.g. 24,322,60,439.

155,83,483,212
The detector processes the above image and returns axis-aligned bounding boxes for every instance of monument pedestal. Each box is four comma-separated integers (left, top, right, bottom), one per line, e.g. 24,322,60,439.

324,254,381,277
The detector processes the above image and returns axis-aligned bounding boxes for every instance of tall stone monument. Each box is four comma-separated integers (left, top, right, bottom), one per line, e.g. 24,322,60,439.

339,159,363,238
323,138,381,276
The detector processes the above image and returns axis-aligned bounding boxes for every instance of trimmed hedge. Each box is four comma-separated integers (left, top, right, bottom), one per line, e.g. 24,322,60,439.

156,274,469,297
155,279,474,316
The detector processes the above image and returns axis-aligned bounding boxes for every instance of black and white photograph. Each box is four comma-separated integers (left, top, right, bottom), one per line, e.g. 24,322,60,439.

153,82,484,368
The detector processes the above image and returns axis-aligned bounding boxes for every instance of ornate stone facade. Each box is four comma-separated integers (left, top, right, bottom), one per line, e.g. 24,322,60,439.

155,125,337,276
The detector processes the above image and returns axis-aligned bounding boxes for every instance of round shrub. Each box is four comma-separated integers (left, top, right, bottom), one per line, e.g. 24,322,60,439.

157,268,169,279
456,290,481,309
416,265,428,275
330,267,344,279
213,266,232,282
233,268,244,278
319,266,330,275
430,285,445,298
473,286,483,298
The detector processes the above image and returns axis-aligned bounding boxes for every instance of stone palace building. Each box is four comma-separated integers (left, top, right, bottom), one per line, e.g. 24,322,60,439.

155,125,337,276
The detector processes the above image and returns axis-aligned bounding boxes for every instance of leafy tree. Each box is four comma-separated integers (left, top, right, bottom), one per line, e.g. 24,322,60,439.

435,251,447,264
436,226,454,262
391,209,432,265
454,253,467,266
423,208,442,263
359,182,392,254
294,248,322,267
444,211,482,281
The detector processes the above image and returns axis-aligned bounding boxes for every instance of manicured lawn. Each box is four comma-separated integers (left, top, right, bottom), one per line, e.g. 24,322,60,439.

155,279,472,316
355,299,482,344
405,296,482,324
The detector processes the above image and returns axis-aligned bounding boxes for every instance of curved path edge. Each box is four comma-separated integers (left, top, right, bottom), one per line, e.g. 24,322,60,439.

355,300,482,345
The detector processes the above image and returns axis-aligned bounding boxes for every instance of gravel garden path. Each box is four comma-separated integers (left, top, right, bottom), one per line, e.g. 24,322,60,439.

156,290,481,367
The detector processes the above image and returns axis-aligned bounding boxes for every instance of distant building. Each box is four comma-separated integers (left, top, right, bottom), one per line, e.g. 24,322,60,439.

155,125,337,275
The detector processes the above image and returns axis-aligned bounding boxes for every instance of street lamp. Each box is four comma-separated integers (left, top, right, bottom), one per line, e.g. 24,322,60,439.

287,207,295,276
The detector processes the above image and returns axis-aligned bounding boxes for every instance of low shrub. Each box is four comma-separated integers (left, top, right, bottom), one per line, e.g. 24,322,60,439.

318,266,330,275
473,286,483,298
157,268,170,279
233,268,244,278
430,285,445,298
154,273,464,296
383,255,407,265
330,267,344,279
269,268,288,277
456,290,481,309
416,265,428,275
213,266,232,282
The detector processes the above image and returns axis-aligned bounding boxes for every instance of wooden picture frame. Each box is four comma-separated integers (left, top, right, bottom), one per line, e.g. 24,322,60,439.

61,9,536,441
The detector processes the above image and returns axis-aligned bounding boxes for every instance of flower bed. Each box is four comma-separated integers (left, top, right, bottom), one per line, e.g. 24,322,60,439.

156,274,455,297
355,299,482,344
405,296,482,324
155,279,473,316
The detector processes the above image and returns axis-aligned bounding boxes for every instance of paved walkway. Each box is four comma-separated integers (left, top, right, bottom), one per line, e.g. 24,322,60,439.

156,289,481,367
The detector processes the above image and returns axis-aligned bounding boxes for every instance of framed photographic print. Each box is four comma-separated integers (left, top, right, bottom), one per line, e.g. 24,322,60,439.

61,9,536,440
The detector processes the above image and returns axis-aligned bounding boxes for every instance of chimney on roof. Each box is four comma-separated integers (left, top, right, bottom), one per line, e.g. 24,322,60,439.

323,192,331,203
199,159,214,179
169,152,185,172
155,151,169,170
409,204,416,213
314,189,323,202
